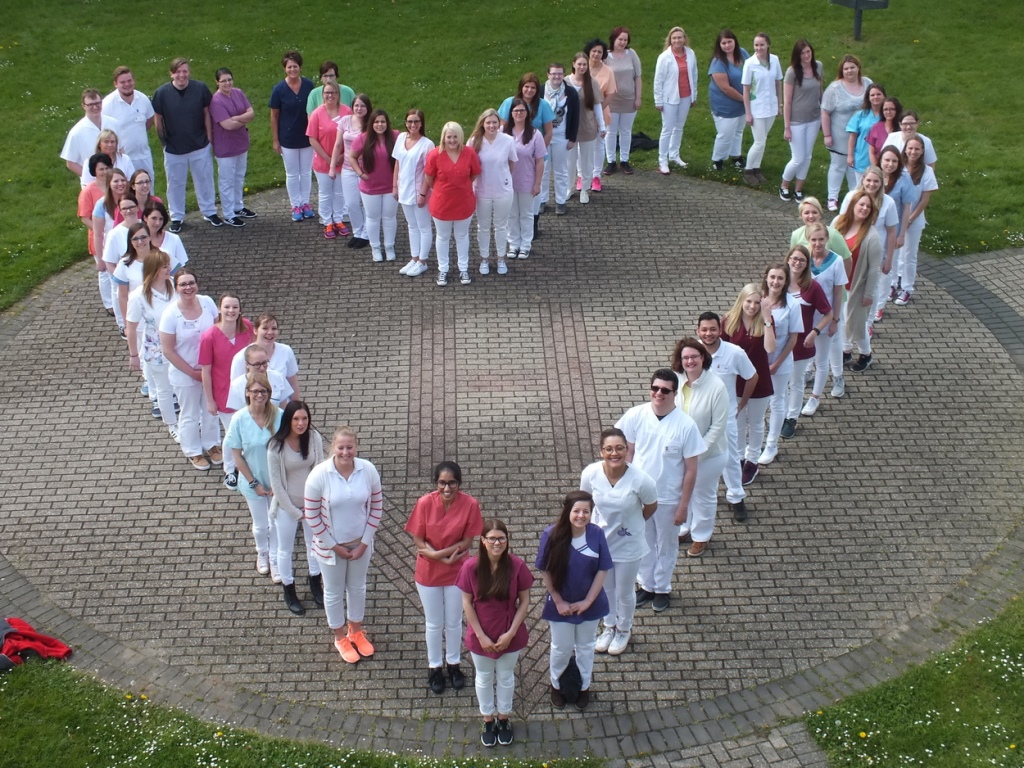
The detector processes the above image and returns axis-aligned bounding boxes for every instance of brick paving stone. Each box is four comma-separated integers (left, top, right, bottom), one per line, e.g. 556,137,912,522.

3,180,1024,766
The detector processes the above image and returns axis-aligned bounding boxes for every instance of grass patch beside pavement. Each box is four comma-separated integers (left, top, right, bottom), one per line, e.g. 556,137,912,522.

1,0,1021,310
0,659,598,768
805,595,1024,766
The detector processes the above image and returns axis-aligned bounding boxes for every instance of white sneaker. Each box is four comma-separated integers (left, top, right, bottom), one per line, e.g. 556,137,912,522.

385,248,396,262
801,396,820,417
580,189,589,205
671,156,688,168
479,260,490,275
804,365,815,385
594,626,616,653
168,426,180,443
518,250,529,260
658,161,670,175
497,259,508,275
506,246,519,260
757,446,778,465
270,561,282,584
607,629,631,656
460,270,472,285
256,552,270,575
372,248,383,263
436,271,448,287
399,259,416,275
831,375,846,398
407,261,427,277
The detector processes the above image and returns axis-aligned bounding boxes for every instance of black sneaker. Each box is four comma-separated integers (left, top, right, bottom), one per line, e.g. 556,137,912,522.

619,161,634,175
428,666,445,695
226,216,245,228
731,500,748,522
481,720,497,748
780,418,797,439
794,190,805,203
495,718,514,746
447,663,465,690
779,186,793,202
851,354,873,372
741,460,759,486
168,220,183,234
842,351,853,368
119,326,127,340
732,156,746,168
712,160,724,171
203,214,225,227
652,593,670,612
235,208,258,219
634,588,656,608
603,161,617,175
223,470,239,490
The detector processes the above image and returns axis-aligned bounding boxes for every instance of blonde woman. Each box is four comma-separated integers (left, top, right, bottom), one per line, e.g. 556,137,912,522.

653,26,697,174
834,191,882,372
469,108,517,276
225,372,284,580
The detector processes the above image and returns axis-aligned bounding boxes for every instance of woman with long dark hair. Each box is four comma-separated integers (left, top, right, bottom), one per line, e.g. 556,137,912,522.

350,108,399,263
845,83,885,192
779,39,823,202
503,100,546,260
892,137,938,307
567,52,606,203
867,96,902,166
457,518,533,747
497,72,554,145
329,93,372,247
536,490,610,711
708,29,749,171
602,26,643,174
268,400,326,615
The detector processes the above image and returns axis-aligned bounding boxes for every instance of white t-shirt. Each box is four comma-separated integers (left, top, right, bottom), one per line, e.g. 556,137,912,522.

883,131,937,165
615,405,706,504
112,257,143,294
102,223,131,268
158,295,219,388
741,54,783,119
768,293,804,374
60,116,102,187
909,166,939,227
229,342,300,381
226,369,293,410
391,134,436,206
126,285,173,362
579,461,657,563
811,252,848,309
154,232,189,272
708,341,757,411
101,89,154,161
473,133,517,200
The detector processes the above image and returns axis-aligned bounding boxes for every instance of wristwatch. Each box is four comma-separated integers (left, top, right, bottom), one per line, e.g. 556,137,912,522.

249,478,259,489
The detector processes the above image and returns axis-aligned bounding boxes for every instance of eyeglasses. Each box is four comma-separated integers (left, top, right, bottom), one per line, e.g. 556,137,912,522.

176,280,197,288
134,179,152,185
436,480,459,488
484,536,507,545
900,121,918,128
680,354,703,362
650,385,675,395
246,360,269,368
247,389,269,396
218,77,233,83
601,445,627,454
130,234,149,243
120,204,138,212
406,119,421,124
511,108,527,114
83,101,102,108
324,92,338,98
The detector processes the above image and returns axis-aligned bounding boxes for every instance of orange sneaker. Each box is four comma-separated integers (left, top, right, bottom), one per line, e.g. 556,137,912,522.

334,636,359,664
348,630,375,657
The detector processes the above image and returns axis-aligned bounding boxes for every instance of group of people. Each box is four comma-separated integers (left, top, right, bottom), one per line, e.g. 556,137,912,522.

59,25,939,743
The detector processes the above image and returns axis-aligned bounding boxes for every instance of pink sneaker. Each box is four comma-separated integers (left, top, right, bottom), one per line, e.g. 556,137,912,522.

575,176,582,191
591,176,602,193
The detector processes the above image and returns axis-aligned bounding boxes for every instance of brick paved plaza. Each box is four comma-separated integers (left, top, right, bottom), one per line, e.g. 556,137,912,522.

2,173,1023,767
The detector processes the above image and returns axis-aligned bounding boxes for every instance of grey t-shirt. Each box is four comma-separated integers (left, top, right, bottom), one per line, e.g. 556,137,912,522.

784,62,823,125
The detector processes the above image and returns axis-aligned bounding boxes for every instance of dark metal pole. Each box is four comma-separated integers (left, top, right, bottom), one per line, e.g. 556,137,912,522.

853,7,863,40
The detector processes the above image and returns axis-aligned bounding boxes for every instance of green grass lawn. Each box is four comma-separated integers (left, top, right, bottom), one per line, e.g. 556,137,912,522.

1,0,1020,311
0,660,597,768
806,594,1024,766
